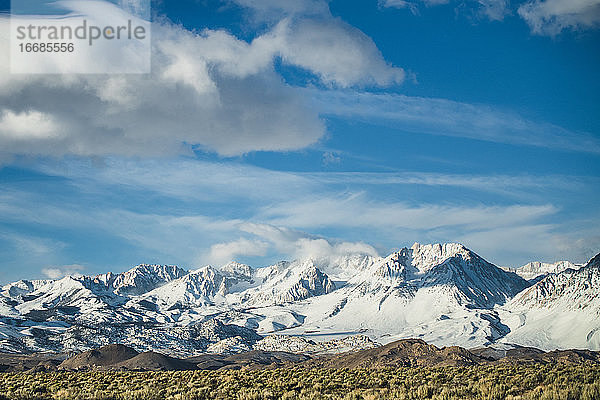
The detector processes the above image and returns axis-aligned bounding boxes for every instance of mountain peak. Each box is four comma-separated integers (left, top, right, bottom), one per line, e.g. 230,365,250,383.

506,260,582,281
407,242,472,273
220,261,253,279
110,264,188,296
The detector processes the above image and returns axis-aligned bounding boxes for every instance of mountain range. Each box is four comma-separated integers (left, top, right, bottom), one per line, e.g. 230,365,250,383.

0,243,598,355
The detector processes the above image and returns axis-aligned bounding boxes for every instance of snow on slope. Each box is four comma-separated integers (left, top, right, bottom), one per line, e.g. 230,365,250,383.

137,266,229,308
15,276,121,320
503,261,583,282
499,253,600,351
0,258,340,352
279,243,529,348
2,279,55,300
97,264,187,296
11,264,189,319
1,244,597,354
125,265,247,325
240,259,336,306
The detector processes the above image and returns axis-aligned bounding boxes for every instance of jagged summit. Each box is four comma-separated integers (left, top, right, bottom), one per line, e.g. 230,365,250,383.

135,265,237,310
406,242,473,273
100,264,188,296
220,261,253,279
243,259,336,306
360,242,527,307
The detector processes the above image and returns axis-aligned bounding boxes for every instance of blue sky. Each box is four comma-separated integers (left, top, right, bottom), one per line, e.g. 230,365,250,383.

0,0,599,283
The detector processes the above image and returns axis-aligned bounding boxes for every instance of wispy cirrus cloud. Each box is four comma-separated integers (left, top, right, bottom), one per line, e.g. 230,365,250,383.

308,89,600,154
3,156,597,280
381,0,600,34
225,0,331,19
257,193,558,231
31,158,598,207
380,0,510,21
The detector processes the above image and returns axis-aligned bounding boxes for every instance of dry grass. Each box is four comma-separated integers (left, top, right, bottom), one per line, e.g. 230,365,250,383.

0,364,599,400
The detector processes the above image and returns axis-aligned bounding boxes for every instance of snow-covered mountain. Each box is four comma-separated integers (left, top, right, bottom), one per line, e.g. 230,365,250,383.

1,279,54,300
239,259,336,306
502,260,583,282
0,244,597,354
499,253,600,351
277,243,529,348
101,264,187,296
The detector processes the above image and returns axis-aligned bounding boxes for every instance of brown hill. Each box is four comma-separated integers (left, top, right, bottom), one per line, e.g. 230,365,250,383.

10,339,599,373
59,344,139,370
503,348,600,365
115,351,197,371
224,350,311,369
0,352,66,373
303,339,486,368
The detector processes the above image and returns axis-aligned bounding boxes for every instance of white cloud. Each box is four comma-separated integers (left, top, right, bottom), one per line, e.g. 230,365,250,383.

34,158,596,205
308,89,600,154
0,110,61,139
0,5,405,159
0,21,324,157
34,157,313,204
257,193,557,231
304,172,597,200
206,238,270,267
275,18,405,87
518,0,600,35
240,222,379,261
42,264,85,279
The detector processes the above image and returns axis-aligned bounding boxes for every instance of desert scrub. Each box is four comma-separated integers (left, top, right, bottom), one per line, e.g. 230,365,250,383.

0,365,599,400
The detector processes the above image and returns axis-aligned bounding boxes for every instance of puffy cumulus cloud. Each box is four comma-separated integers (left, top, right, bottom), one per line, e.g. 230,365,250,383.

0,110,61,140
277,18,404,87
42,264,85,279
518,0,600,35
0,7,403,159
226,0,405,81
206,238,270,267
0,25,322,158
